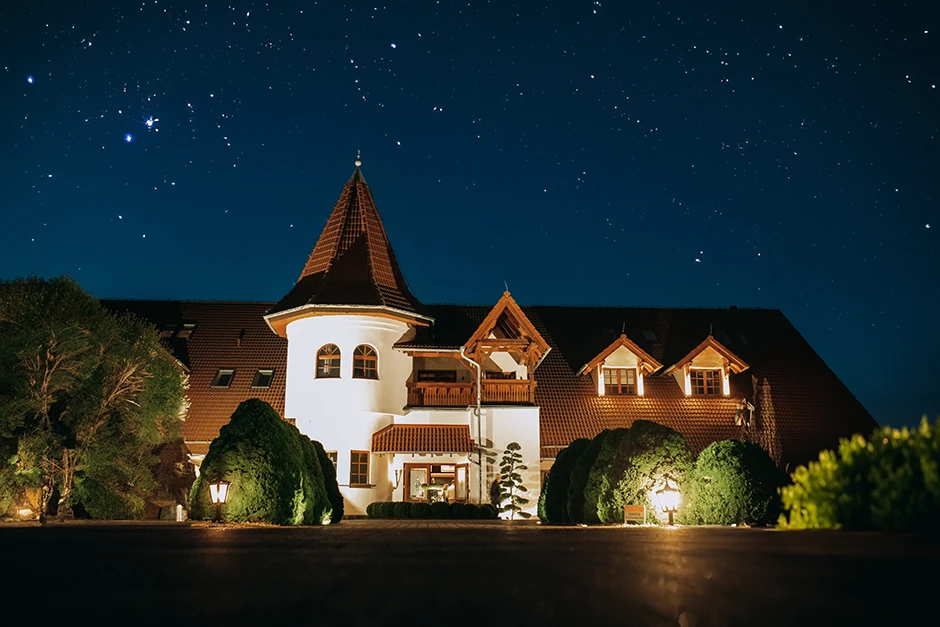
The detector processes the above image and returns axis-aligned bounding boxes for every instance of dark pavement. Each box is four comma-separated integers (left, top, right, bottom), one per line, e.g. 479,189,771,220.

2,520,937,626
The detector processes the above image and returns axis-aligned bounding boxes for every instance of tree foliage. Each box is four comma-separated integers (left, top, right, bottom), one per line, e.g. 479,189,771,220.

189,399,340,525
582,421,694,525
680,439,786,526
538,438,590,523
498,441,530,519
779,417,940,531
0,276,185,519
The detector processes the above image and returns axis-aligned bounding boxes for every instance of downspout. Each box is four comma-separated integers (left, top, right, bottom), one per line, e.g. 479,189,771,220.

459,346,483,504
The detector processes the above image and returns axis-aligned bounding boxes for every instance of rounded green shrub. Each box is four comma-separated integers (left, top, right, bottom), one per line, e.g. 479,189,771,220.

538,438,590,523
378,502,396,518
189,399,333,525
449,502,468,518
310,439,344,523
465,504,481,519
430,501,450,519
681,439,787,526
582,421,694,525
412,502,432,519
566,431,615,524
366,502,377,518
394,501,412,518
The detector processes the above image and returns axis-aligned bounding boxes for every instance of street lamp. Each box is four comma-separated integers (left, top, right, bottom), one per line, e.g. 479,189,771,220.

654,478,680,525
209,479,230,523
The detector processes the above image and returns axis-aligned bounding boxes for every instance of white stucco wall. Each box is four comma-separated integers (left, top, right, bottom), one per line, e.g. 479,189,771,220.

284,314,412,516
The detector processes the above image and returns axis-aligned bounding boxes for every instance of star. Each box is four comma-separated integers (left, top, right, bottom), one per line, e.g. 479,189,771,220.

26,76,34,84
124,133,134,143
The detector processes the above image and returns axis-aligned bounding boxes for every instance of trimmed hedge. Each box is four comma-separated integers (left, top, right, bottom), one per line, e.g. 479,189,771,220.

538,438,590,523
189,399,340,525
681,439,787,526
367,501,499,519
779,418,940,531
566,430,614,524
582,421,694,525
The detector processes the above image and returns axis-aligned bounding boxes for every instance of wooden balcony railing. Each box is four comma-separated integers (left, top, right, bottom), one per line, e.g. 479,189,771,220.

406,379,536,407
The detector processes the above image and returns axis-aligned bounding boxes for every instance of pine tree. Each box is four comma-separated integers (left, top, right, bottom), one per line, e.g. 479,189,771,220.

498,442,530,519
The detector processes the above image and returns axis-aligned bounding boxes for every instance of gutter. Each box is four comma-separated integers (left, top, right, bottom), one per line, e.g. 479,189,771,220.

458,346,484,505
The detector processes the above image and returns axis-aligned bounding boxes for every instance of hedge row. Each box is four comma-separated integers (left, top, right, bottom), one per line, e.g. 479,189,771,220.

367,501,499,520
539,420,783,526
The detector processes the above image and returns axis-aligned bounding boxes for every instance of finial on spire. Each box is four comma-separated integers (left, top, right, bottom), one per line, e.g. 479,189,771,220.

355,149,362,168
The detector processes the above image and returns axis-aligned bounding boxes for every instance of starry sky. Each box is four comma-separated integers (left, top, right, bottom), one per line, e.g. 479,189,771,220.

1,1,937,427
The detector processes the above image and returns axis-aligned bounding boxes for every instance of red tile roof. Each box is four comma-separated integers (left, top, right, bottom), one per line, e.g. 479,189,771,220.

268,166,428,319
107,300,876,470
372,424,474,453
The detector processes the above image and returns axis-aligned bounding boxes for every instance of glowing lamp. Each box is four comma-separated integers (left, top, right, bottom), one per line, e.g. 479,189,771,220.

654,478,681,525
209,479,230,522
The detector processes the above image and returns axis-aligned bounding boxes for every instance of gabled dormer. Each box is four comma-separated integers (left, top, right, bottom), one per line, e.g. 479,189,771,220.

463,292,551,382
664,335,749,397
579,334,663,396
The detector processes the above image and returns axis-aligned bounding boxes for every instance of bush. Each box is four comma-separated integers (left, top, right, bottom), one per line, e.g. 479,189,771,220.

366,502,377,518
464,504,482,519
378,502,396,518
394,501,412,518
681,440,787,526
480,503,498,520
538,438,590,523
310,439,344,523
566,430,615,524
189,399,334,525
430,501,450,519
412,502,432,519
73,475,146,520
779,418,940,531
582,421,695,525
449,502,468,519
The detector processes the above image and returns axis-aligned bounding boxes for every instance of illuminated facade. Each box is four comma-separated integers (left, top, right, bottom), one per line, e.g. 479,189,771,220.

104,161,877,517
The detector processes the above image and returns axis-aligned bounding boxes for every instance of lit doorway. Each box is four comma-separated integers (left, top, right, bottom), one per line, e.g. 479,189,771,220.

404,463,468,503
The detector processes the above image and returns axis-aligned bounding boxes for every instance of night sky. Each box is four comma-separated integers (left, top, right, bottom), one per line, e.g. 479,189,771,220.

2,1,937,427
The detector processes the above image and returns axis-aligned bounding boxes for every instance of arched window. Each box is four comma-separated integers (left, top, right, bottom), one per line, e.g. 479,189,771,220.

353,345,378,379
317,344,341,378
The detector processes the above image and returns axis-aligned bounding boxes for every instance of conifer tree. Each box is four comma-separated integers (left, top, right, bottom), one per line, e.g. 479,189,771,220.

498,442,530,519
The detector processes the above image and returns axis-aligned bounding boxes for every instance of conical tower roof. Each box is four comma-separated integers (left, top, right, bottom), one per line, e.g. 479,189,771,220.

266,160,430,330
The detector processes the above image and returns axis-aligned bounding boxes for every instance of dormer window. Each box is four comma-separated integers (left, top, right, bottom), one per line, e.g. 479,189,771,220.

211,369,235,388
317,344,341,378
665,335,750,397
690,369,722,395
251,369,275,389
603,367,637,395
353,345,378,379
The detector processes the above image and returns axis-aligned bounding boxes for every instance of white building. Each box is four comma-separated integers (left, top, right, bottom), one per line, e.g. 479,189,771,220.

105,159,876,518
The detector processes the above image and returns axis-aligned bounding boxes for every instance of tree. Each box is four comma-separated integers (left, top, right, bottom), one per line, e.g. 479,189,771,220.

0,276,185,519
497,442,530,519
681,439,787,526
189,399,339,525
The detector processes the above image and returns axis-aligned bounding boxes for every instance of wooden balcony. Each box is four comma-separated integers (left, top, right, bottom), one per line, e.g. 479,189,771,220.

406,380,536,408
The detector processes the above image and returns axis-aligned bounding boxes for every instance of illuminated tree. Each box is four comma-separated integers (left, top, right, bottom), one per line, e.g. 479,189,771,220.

498,441,530,519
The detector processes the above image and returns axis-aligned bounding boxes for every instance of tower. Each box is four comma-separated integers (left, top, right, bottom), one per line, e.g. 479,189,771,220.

265,157,432,514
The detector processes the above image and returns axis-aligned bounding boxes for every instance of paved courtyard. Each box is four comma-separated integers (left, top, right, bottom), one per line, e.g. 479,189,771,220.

3,520,937,626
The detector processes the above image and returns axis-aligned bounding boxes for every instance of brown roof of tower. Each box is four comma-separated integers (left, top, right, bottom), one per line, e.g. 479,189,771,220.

267,165,429,320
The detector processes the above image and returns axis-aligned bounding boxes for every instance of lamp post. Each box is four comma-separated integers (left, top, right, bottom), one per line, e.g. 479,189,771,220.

209,479,230,523
655,478,680,525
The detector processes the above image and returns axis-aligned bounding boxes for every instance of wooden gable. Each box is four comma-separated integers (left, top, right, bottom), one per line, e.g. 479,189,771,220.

463,292,550,368
664,335,750,375
579,334,663,375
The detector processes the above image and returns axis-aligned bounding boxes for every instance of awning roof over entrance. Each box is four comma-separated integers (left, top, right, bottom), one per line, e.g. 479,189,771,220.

372,424,474,454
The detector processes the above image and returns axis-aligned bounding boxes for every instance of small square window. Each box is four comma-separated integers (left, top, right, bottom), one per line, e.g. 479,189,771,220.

603,368,636,395
326,451,338,471
690,369,722,395
251,369,274,389
211,369,235,388
177,323,196,339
